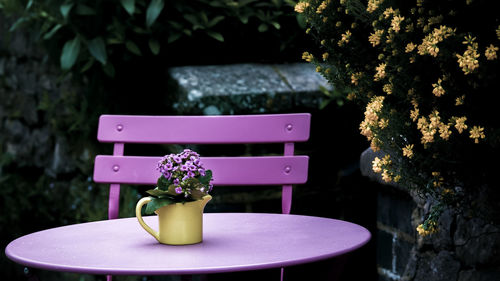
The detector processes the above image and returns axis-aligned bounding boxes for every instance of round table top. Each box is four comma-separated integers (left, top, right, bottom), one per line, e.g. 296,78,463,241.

5,213,371,275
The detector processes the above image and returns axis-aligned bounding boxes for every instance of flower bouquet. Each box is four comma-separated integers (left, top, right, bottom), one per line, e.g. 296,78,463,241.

143,149,213,214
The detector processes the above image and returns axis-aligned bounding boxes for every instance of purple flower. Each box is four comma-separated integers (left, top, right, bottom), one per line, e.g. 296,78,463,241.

175,187,183,194
164,162,173,170
163,172,171,179
173,156,182,163
187,171,195,178
173,178,180,185
180,165,188,172
188,165,197,171
198,169,206,176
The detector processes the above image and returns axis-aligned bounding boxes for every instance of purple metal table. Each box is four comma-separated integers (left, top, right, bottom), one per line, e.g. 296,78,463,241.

5,213,370,276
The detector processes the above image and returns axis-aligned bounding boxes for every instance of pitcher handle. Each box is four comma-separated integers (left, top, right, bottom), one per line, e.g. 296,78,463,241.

135,197,160,242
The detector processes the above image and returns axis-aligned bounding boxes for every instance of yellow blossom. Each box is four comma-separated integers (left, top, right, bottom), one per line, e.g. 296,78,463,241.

322,16,328,23
402,144,414,158
360,120,373,140
338,30,352,46
372,157,382,173
455,95,465,106
393,175,401,182
454,116,467,133
322,52,329,60
316,1,327,14
383,7,395,19
391,15,405,33
381,154,391,165
406,42,417,53
379,118,389,129
417,222,438,237
410,107,419,122
294,2,310,13
485,44,499,60
456,36,480,74
432,78,445,97
316,66,322,72
302,51,314,62
371,138,382,152
438,123,452,140
382,83,392,94
347,92,356,100
381,169,392,182
469,126,485,143
367,0,384,13
351,72,363,85
406,23,414,33
497,25,500,40
369,29,384,47
320,39,326,46
374,63,387,81
417,25,455,57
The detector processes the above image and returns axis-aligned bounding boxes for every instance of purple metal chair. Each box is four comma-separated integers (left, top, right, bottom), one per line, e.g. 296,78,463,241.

93,113,311,280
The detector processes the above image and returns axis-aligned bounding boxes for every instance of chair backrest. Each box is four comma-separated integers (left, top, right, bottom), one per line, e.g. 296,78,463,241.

93,113,311,219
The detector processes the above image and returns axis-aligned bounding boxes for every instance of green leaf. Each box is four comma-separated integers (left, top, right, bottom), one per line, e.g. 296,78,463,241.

200,11,208,25
157,175,171,190
60,3,74,19
80,58,95,73
296,14,306,29
43,24,63,40
75,4,96,15
199,170,213,185
168,33,182,43
125,40,142,55
88,37,107,64
239,15,249,24
60,36,81,70
148,39,160,55
271,21,280,30
146,188,170,197
258,23,268,32
26,0,34,10
183,14,198,26
145,197,174,214
120,0,135,16
102,63,115,77
207,16,225,28
206,31,224,42
146,0,165,28
319,99,331,110
9,17,27,32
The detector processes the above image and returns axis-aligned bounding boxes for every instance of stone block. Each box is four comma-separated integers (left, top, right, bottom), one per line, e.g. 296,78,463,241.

168,63,328,115
454,216,500,266
394,238,413,275
377,190,416,236
458,269,500,281
376,229,393,270
414,251,460,281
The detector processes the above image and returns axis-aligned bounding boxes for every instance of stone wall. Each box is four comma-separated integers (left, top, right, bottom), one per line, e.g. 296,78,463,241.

360,148,500,281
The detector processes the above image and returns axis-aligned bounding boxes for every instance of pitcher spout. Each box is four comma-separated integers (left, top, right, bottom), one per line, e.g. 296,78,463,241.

200,195,212,210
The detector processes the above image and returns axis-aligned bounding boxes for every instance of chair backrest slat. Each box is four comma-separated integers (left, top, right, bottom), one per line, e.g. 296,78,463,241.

94,113,311,217
94,155,309,186
97,114,311,144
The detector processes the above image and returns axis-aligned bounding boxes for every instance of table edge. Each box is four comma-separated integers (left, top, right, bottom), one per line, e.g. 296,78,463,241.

5,213,372,275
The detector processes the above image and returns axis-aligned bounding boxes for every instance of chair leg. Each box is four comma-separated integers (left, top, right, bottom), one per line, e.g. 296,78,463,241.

280,267,285,281
106,274,112,281
23,267,40,281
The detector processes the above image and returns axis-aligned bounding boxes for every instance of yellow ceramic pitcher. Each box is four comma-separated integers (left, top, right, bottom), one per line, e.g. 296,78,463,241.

135,195,212,245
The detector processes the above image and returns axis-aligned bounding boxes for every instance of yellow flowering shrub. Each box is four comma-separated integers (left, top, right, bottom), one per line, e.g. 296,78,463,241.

297,0,500,236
